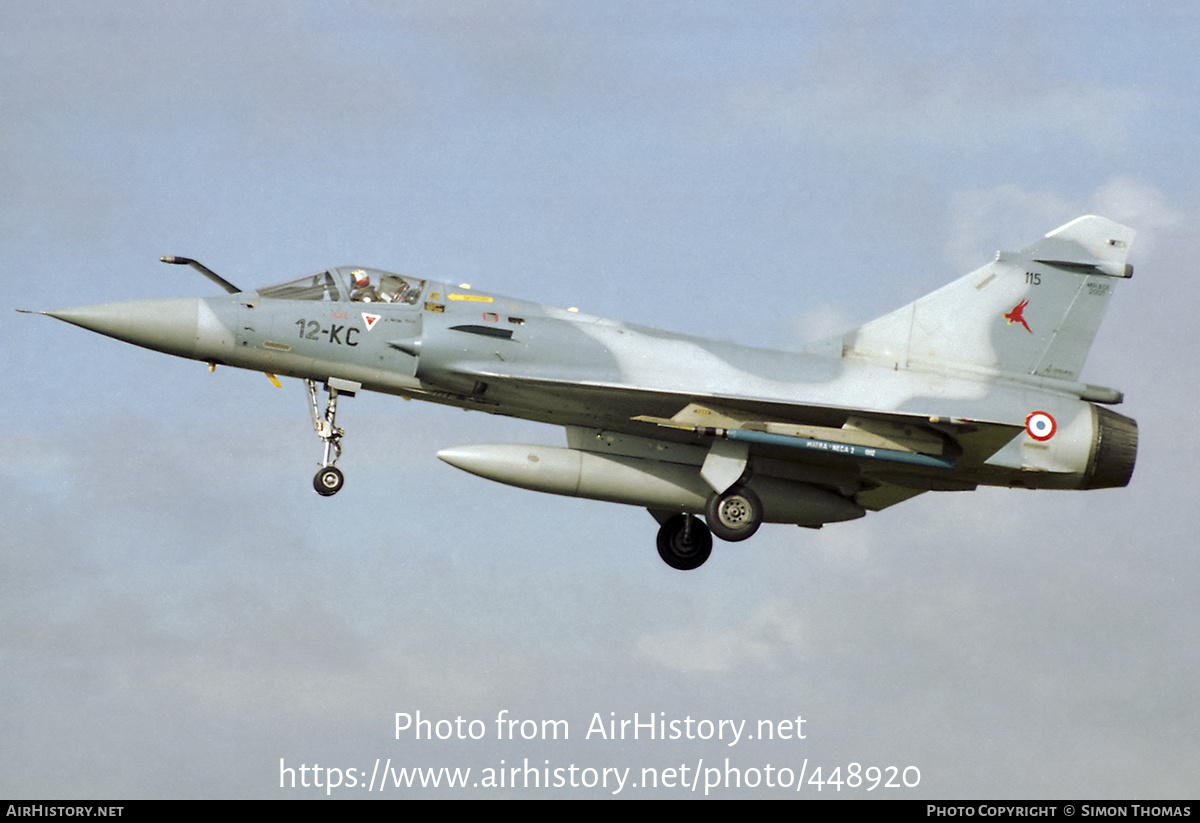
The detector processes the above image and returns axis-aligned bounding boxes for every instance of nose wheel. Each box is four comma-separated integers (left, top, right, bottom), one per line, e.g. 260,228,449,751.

313,465,344,496
307,378,359,496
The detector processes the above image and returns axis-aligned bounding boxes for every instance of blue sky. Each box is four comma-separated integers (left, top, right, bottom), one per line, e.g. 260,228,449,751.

3,1,1199,798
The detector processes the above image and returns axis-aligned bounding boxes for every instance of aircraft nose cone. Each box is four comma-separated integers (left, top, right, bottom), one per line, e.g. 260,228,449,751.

46,298,202,359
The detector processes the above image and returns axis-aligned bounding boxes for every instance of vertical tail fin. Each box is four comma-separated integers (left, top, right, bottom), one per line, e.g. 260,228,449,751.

837,216,1135,383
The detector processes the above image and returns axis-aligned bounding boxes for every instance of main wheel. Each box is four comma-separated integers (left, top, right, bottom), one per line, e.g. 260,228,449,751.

705,485,762,542
313,466,344,496
656,514,713,570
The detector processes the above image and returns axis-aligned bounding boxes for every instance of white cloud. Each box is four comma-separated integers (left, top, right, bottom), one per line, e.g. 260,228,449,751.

943,185,1076,270
1089,177,1187,258
791,303,857,346
635,598,806,673
720,9,1148,152
939,177,1191,274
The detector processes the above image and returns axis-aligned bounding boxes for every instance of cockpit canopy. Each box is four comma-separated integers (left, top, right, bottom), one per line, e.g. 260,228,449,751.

256,267,424,305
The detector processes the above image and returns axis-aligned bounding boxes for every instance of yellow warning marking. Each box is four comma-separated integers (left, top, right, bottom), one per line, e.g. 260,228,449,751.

449,293,494,303
265,372,282,388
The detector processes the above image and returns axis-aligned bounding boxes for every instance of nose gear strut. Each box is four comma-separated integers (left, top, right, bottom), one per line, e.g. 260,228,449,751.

307,377,360,496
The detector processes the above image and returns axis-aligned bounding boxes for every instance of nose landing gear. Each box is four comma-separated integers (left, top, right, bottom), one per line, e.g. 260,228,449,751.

307,377,360,496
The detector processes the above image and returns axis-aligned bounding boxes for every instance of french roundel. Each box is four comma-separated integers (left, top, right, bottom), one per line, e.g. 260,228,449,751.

1025,411,1057,441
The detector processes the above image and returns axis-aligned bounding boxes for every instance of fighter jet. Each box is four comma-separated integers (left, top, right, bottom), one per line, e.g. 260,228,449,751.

24,216,1138,569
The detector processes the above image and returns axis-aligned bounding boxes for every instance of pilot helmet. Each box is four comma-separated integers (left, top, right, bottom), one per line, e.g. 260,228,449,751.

353,270,370,289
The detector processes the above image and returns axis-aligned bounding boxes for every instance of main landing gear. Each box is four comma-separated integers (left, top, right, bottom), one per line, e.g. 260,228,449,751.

307,377,360,496
656,514,713,571
705,484,762,542
652,484,765,570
